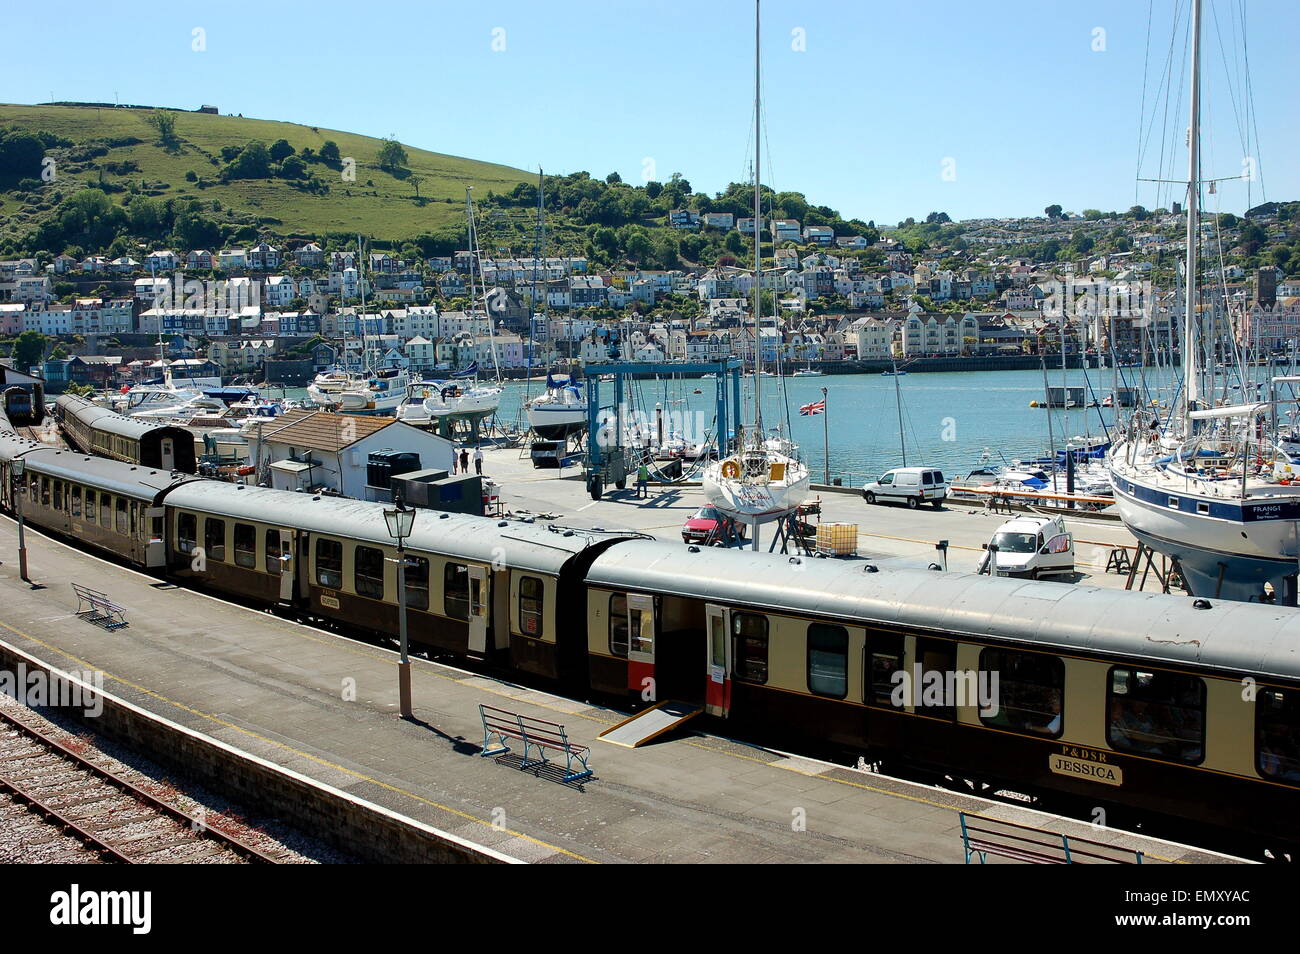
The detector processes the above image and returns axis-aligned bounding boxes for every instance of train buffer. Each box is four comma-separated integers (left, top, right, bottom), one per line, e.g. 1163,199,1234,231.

598,700,702,748
478,704,592,784
70,583,128,631
959,813,1143,865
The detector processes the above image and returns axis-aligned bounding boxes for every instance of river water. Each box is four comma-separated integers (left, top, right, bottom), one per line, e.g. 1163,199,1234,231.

269,364,1182,486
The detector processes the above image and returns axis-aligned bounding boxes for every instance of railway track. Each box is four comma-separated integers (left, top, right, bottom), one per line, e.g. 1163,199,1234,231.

0,705,283,864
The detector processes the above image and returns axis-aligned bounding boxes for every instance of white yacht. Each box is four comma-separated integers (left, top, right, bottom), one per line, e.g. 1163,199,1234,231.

1106,0,1300,603
526,373,587,440
702,0,810,539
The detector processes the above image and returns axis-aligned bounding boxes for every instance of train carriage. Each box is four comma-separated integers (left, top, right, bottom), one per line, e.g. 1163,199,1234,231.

584,540,1300,848
161,481,630,672
55,395,197,474
1,443,192,568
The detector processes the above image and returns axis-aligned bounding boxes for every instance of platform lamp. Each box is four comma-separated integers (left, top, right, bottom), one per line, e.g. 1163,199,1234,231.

10,457,28,583
384,494,416,718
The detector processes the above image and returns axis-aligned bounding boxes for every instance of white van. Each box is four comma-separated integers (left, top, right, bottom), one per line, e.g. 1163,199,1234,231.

978,515,1075,579
862,467,947,509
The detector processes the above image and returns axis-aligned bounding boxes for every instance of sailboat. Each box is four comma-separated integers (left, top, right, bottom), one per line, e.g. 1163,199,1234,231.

525,169,588,440
399,192,502,426
702,0,810,540
1107,0,1300,604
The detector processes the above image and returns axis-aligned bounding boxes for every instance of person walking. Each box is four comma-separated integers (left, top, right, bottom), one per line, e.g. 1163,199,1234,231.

459,448,470,475
473,445,484,476
636,461,650,498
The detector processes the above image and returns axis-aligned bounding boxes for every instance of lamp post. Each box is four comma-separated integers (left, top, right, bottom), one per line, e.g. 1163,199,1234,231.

384,495,416,718
11,457,28,583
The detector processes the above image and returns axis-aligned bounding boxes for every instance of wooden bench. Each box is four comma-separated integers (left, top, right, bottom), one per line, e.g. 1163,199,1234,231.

478,704,592,783
959,812,1144,864
71,583,128,630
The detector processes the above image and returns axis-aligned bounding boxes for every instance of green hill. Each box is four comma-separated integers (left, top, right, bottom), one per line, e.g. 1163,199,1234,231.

0,103,531,247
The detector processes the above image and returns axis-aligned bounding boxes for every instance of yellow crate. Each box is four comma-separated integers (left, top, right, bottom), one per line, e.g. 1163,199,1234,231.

816,522,858,556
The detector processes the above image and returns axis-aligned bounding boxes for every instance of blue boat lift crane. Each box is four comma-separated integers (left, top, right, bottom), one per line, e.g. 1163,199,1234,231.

583,357,744,500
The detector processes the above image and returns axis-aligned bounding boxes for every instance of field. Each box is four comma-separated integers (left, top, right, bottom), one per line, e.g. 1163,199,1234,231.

0,103,533,242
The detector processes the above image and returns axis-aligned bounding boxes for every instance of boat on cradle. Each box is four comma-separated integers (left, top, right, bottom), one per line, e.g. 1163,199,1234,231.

701,0,810,536
1106,0,1300,603
526,373,587,440
398,371,502,428
333,367,409,416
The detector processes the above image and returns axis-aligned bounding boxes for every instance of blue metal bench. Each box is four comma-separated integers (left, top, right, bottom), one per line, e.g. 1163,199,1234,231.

959,812,1143,864
479,703,592,783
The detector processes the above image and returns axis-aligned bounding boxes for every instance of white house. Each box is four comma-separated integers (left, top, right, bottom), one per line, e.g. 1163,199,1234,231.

256,409,455,500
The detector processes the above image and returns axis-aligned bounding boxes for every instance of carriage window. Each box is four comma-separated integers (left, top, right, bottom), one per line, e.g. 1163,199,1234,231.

71,486,81,517
316,539,342,588
609,593,628,657
866,632,905,707
40,476,49,506
444,563,469,620
204,517,224,559
130,501,138,536
53,480,63,511
100,493,109,525
807,623,848,699
917,638,956,719
629,602,653,655
732,612,769,684
85,489,96,523
233,523,256,569
404,556,429,611
1257,688,1300,783
355,546,385,600
979,649,1064,737
265,530,282,575
1107,668,1205,764
518,576,544,637
177,512,196,553
116,498,129,535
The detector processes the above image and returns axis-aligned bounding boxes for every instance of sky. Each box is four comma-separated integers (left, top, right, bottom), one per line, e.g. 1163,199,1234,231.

6,0,1295,225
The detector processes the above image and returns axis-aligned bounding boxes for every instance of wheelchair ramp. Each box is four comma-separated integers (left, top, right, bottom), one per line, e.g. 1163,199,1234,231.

598,701,702,748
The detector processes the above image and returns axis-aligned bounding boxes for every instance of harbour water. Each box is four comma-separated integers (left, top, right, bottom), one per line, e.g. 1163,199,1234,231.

269,365,1180,484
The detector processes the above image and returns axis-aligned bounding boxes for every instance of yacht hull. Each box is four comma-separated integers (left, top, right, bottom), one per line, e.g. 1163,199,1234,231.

1109,462,1300,602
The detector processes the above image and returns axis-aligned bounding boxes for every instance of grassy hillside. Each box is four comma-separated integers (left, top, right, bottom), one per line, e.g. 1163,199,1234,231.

0,103,531,243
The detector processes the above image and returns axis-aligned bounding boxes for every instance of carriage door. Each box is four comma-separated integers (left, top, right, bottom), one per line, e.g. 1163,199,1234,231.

468,565,489,654
279,529,296,603
160,437,176,471
705,604,732,717
626,594,656,701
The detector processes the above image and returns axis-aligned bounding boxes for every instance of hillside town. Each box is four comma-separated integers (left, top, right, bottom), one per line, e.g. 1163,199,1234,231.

1,202,1297,390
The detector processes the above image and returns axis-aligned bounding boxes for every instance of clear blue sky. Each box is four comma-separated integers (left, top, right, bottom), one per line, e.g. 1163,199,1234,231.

8,0,1295,225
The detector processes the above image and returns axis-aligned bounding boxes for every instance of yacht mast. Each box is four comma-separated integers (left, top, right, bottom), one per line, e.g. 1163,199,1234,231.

752,0,763,438
1184,0,1202,414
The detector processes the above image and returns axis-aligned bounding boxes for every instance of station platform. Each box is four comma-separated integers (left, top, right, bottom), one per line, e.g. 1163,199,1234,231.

0,515,1241,864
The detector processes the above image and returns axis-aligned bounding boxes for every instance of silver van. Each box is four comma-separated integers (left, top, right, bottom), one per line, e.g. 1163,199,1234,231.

862,467,947,509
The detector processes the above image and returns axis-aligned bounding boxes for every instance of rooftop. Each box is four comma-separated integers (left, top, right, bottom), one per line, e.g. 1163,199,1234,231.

260,408,395,452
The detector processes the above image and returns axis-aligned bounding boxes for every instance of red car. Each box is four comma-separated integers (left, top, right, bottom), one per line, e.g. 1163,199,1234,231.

681,506,746,545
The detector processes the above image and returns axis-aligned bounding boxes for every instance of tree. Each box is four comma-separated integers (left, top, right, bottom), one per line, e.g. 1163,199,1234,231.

1044,204,1063,220
224,140,271,179
645,180,663,200
1128,205,1151,221
605,171,622,184
11,331,45,371
146,111,180,150
319,140,341,163
408,173,424,198
377,137,408,172
268,138,295,162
